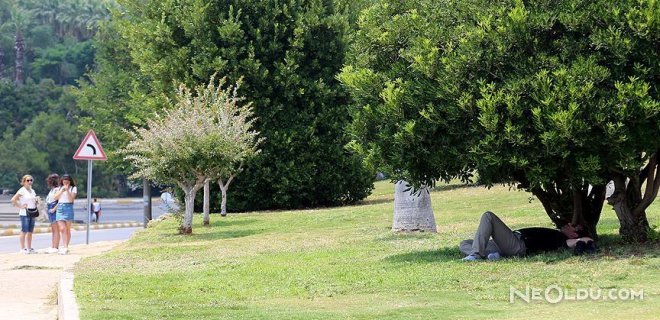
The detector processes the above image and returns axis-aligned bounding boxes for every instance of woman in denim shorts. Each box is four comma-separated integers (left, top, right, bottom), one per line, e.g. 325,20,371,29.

10,175,37,254
45,173,61,254
54,174,77,255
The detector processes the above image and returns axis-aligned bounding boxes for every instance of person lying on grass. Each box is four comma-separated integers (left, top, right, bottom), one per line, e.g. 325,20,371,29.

460,211,595,261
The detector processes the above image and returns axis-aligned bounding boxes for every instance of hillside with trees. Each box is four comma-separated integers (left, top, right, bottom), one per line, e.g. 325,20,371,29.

0,0,115,195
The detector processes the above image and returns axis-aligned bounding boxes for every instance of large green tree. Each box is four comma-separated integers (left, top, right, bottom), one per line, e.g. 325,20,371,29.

341,0,659,241
81,0,374,211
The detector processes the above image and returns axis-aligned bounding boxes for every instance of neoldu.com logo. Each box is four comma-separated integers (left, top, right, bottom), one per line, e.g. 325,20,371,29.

510,285,644,304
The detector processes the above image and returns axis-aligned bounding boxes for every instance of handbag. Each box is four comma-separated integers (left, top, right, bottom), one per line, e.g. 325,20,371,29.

26,207,39,218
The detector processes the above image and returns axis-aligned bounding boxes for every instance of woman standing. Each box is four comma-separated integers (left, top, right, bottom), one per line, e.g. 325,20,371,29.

10,175,38,254
45,173,60,254
54,174,76,255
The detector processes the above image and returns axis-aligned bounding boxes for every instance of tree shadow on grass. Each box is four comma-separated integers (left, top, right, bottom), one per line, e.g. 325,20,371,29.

385,247,461,263
355,198,393,206
588,234,660,260
189,228,263,241
383,236,660,265
432,183,481,192
204,217,259,228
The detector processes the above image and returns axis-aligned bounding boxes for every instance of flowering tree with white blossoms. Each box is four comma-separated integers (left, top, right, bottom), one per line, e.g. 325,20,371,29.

123,76,262,234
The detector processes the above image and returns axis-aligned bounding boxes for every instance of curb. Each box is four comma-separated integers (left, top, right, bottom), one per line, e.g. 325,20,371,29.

59,271,80,320
0,222,143,236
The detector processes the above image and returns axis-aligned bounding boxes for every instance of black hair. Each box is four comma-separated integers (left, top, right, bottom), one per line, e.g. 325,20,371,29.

60,174,76,187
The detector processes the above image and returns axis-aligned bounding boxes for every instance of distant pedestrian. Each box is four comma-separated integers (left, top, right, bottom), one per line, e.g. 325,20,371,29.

54,174,77,255
45,173,61,253
160,190,173,211
10,175,37,254
92,198,101,223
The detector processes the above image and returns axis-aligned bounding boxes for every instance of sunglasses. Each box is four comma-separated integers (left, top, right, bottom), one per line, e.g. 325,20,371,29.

26,179,33,182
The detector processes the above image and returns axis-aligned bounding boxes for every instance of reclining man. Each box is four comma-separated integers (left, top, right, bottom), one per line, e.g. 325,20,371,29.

460,211,595,261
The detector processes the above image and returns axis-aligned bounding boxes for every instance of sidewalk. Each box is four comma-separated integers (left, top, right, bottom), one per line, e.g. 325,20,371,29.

0,221,144,236
0,240,123,319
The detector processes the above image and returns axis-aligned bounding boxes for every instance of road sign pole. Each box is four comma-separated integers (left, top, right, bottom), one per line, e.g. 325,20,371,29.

73,129,107,245
86,160,92,244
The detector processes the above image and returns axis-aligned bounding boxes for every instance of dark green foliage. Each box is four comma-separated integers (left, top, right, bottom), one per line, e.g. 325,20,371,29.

85,0,374,211
0,0,113,195
342,0,659,239
0,80,79,192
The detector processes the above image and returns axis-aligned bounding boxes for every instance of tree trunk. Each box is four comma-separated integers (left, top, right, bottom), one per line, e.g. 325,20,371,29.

14,32,24,86
531,184,572,227
203,180,210,225
609,192,650,243
179,180,205,235
392,181,437,232
218,174,234,217
608,154,659,243
531,183,604,239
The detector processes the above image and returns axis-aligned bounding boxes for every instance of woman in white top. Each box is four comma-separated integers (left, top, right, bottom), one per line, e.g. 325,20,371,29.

10,175,38,254
54,174,77,255
45,173,61,254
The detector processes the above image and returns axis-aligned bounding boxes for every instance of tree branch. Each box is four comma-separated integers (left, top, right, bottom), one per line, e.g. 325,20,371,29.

634,152,659,215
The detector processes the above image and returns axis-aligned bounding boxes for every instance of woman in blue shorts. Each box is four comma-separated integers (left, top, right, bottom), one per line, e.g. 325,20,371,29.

11,175,37,254
54,174,77,255
45,173,61,254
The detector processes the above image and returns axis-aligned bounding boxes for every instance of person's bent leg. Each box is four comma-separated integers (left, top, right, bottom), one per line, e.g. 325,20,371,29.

471,211,523,257
462,238,501,256
486,212,526,256
460,240,474,256
469,211,500,257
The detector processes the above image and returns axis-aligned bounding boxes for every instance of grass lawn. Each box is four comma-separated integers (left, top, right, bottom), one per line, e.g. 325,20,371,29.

75,181,660,319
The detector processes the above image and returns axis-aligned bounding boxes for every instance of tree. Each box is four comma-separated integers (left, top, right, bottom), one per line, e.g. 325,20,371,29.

87,0,373,212
393,181,436,232
341,0,659,241
9,3,30,86
122,76,261,234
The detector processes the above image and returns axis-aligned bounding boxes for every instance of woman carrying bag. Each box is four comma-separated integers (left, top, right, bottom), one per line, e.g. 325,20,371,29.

11,175,38,254
45,173,61,254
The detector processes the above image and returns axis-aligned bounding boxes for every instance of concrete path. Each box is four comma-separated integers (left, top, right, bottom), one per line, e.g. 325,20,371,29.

0,240,123,319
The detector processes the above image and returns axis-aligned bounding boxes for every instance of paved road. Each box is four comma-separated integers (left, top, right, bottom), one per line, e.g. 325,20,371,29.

1,198,177,223
74,200,174,223
0,227,141,254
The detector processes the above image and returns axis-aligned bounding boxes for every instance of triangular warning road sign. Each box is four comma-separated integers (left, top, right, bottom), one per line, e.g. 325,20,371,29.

73,130,108,160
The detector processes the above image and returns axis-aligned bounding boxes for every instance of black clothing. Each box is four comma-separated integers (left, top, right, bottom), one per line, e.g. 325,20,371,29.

515,227,568,254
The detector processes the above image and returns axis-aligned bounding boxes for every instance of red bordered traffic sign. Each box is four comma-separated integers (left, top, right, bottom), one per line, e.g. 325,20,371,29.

73,130,107,160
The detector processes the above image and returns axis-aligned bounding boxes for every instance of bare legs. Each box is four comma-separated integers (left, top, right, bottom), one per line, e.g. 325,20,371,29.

51,222,60,249
57,220,72,249
19,232,32,250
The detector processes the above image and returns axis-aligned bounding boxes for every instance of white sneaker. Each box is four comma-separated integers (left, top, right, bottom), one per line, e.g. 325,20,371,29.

462,254,481,262
20,248,30,254
46,247,59,254
58,248,69,255
28,248,35,254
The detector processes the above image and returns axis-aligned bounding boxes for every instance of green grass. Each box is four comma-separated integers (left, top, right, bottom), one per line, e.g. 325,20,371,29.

75,181,660,319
